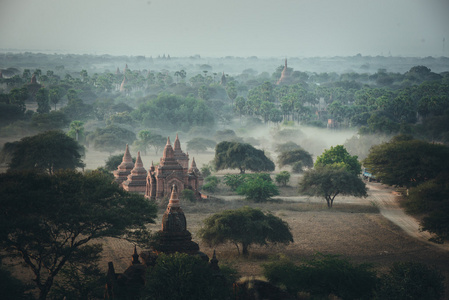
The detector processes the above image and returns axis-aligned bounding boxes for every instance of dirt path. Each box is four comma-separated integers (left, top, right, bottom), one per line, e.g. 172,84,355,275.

366,183,449,251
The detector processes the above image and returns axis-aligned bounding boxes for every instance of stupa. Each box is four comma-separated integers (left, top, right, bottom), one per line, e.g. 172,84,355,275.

113,144,134,184
122,151,148,193
151,185,201,255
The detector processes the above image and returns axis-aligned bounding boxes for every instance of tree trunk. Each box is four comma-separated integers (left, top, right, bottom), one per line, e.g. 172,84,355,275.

38,277,54,300
242,243,249,256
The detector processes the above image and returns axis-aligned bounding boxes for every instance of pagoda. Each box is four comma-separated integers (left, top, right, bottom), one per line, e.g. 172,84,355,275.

113,144,134,184
151,185,201,255
122,151,147,193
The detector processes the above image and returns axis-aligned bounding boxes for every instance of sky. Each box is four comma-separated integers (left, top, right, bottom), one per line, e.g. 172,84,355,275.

1,0,448,58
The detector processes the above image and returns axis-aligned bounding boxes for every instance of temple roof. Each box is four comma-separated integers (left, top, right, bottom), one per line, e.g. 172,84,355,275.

117,144,134,171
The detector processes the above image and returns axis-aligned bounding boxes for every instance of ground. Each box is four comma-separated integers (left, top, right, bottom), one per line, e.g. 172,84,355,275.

3,146,449,298
99,178,449,298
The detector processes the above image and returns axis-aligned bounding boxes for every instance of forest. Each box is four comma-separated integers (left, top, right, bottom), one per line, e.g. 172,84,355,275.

1,52,449,300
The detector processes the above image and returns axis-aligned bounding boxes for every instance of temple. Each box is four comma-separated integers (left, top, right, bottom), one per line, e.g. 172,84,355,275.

276,58,291,85
114,135,203,201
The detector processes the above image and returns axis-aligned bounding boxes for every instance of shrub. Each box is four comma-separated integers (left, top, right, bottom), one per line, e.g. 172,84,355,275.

275,171,291,186
376,262,444,300
180,189,196,203
263,254,377,300
201,176,220,193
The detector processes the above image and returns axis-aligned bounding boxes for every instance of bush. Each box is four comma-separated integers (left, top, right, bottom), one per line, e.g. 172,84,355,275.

201,176,220,193
144,252,235,300
275,171,290,186
376,262,444,300
236,174,279,202
180,189,196,203
263,254,377,300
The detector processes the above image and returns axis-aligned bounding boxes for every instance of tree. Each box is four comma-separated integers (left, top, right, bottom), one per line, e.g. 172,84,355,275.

144,252,236,300
0,170,157,300
4,130,85,175
49,88,61,110
263,254,377,300
363,137,449,188
406,173,449,241
277,149,313,173
315,145,362,175
298,165,368,208
214,141,275,174
376,262,444,300
236,174,279,202
67,120,85,142
187,137,216,154
275,171,290,186
199,206,293,256
133,130,152,155
87,125,136,153
35,88,51,114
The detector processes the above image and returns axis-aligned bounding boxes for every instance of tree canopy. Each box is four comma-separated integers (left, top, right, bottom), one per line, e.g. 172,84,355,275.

199,206,293,256
315,145,361,175
0,170,157,300
277,148,313,173
298,165,367,208
144,252,237,300
363,137,449,188
213,141,275,174
3,130,85,174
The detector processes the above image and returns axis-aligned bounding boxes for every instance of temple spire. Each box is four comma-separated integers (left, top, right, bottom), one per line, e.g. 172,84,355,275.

174,133,181,151
168,184,180,208
131,245,141,265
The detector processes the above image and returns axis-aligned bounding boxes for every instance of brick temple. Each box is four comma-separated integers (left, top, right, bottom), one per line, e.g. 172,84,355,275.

114,134,203,200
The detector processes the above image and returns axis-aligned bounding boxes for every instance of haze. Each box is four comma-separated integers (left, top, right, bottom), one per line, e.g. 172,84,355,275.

1,0,448,58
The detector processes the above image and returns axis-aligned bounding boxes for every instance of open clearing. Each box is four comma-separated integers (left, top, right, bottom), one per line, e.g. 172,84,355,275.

100,181,449,290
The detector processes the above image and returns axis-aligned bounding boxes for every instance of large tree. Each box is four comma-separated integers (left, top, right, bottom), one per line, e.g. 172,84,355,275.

0,170,157,300
363,137,449,188
3,130,85,174
277,148,313,173
199,206,293,256
315,145,361,175
298,165,368,208
213,141,275,174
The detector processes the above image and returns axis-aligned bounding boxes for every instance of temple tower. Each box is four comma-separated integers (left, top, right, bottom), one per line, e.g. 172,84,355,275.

173,133,189,171
122,151,148,194
277,58,291,85
152,185,200,255
155,137,187,199
114,144,134,184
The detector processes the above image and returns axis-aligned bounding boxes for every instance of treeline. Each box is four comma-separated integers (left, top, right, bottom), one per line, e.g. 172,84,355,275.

1,54,449,151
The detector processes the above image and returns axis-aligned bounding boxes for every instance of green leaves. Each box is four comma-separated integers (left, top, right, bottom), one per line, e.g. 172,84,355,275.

363,137,449,188
214,141,274,174
6,130,84,174
315,145,361,175
0,170,157,299
298,165,367,208
199,206,292,256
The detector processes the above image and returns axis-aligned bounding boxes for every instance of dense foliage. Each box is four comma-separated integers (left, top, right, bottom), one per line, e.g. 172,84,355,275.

315,145,362,175
143,252,237,300
2,130,85,174
0,170,157,299
363,136,449,188
214,141,275,174
263,254,377,300
298,165,368,208
199,206,293,255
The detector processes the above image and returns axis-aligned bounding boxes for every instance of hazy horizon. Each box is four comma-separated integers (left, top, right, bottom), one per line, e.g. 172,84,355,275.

1,0,448,58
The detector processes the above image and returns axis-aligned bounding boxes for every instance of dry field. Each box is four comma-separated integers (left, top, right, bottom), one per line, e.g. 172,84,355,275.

100,182,449,289
3,146,449,297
